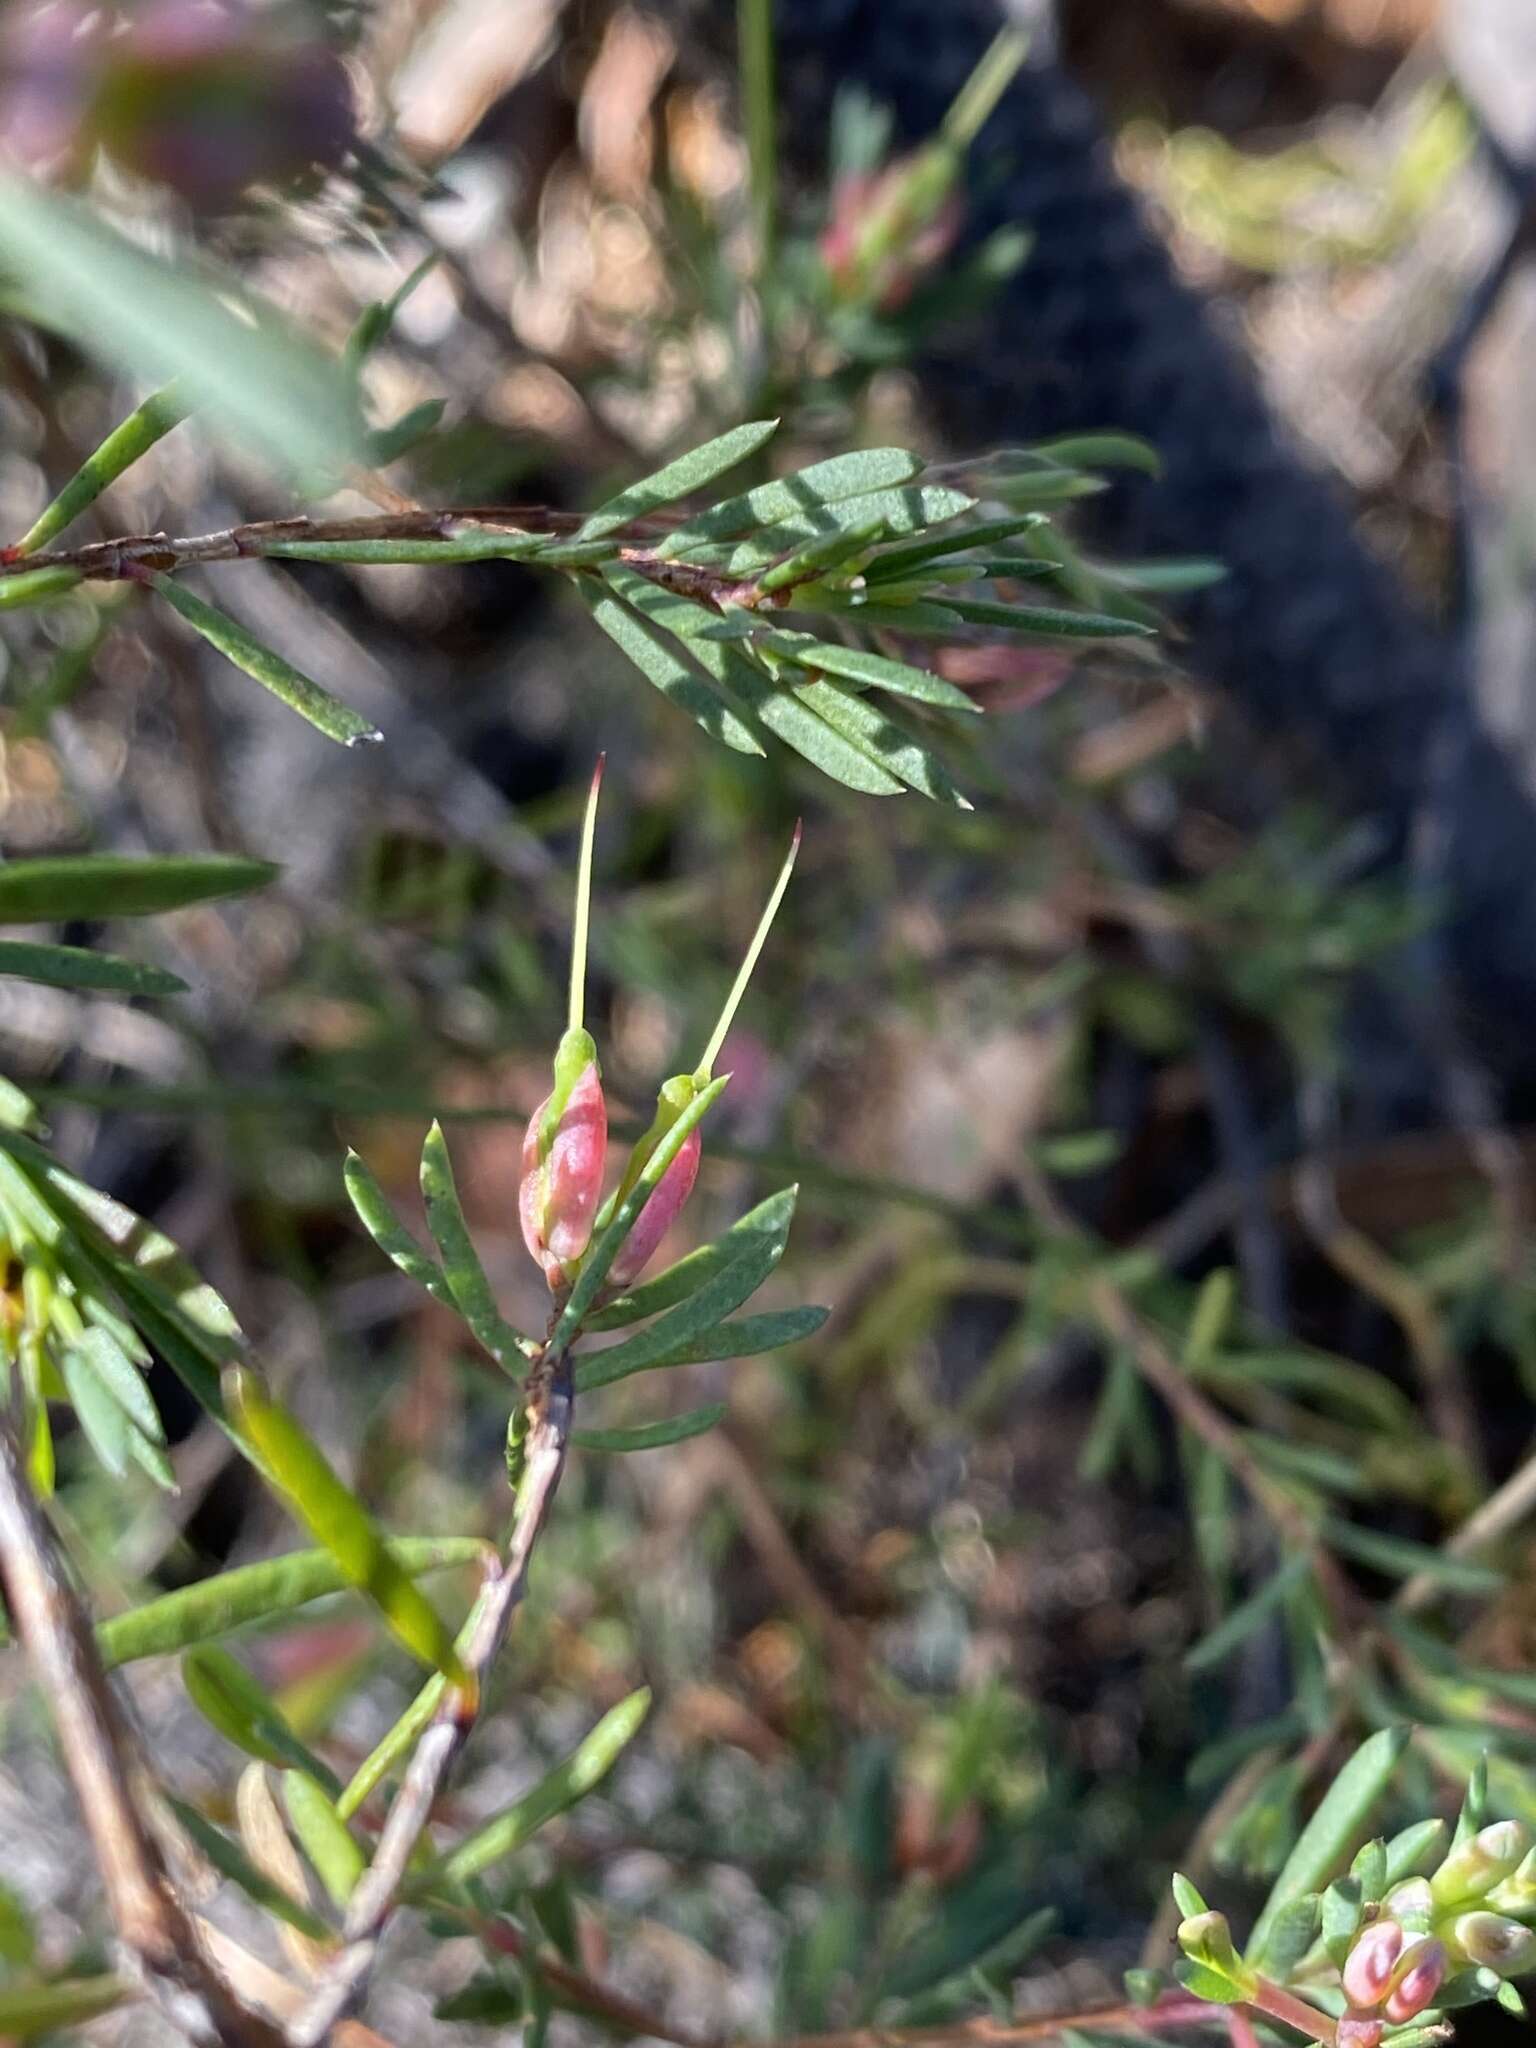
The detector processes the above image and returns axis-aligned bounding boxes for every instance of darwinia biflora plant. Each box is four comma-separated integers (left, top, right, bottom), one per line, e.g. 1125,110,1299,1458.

1165,1741,1536,2048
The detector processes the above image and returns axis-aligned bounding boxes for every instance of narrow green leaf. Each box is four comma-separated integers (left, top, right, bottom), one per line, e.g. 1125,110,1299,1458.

862,515,1049,583
766,635,980,713
883,1863,1046,2001
265,531,542,565
366,397,446,467
1264,1893,1321,1977
1325,1519,1504,1593
1184,1555,1313,1674
1351,1837,1387,1902
576,420,780,541
573,1403,726,1453
1022,433,1162,475
1322,1877,1363,1964
579,583,764,757
72,1325,164,1443
1247,1727,1409,1966
1172,1873,1208,1918
789,675,972,806
691,636,902,794
181,1647,340,1792
0,853,276,922
656,446,923,556
1173,1960,1247,2006
757,518,889,594
577,1306,827,1390
343,1150,455,1312
167,1796,334,1942
281,1772,364,1909
586,1188,798,1332
0,1978,126,2038
434,1689,651,1885
1099,558,1227,595
1454,1755,1489,1847
724,486,976,574
1198,1349,1416,1434
574,1215,798,1392
419,1121,529,1368
805,599,968,634
942,597,1154,639
150,576,381,748
58,1336,172,1488
1385,1818,1450,1884
0,176,364,476
0,566,84,609
13,384,189,556
0,940,186,996
97,1537,488,1668
226,1370,470,1688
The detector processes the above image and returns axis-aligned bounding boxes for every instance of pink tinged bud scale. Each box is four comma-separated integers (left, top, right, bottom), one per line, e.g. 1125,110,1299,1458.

1343,1921,1404,2008
1384,1940,1448,2022
520,1027,607,1286
608,1123,701,1289
1337,2019,1383,2048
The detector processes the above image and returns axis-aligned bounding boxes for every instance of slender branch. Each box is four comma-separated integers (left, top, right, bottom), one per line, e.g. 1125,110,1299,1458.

454,1905,720,2048
1013,1156,1356,1625
285,1341,577,2046
1294,1079,1481,1487
770,1991,1222,2048
0,1415,286,2048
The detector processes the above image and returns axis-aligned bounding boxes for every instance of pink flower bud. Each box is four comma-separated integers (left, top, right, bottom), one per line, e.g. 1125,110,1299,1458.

520,1029,607,1286
1383,1938,1447,2022
1343,1921,1404,2008
607,1124,700,1290
819,155,964,314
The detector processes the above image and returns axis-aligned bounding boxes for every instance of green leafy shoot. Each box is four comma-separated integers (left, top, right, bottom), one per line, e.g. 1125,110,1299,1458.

11,384,189,557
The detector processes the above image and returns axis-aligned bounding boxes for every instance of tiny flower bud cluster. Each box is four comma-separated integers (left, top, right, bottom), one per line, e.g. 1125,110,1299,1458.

1336,1821,1536,2046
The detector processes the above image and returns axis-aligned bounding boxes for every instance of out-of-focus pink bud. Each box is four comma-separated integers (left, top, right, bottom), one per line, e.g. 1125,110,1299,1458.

1343,1921,1404,2008
1384,1938,1448,2021
819,154,964,314
520,1028,607,1287
608,1122,700,1290
93,0,355,208
0,2,105,177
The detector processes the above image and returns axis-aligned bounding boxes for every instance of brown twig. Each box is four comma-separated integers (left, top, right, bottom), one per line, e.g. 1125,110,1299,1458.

0,1415,286,2047
1294,1077,1482,1488
285,1341,576,2046
771,1990,1222,2048
1013,1156,1358,1631
460,1906,720,2048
